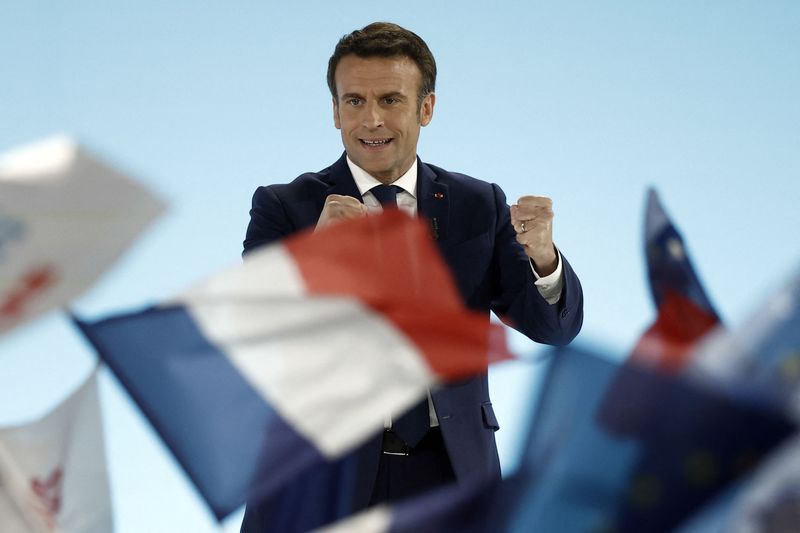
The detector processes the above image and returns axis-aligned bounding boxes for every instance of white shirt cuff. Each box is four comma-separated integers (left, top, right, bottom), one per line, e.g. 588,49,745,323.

531,249,564,305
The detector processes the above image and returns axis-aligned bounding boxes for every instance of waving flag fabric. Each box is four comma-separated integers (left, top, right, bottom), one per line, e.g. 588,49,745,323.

631,188,721,373
315,345,793,533
688,265,800,412
518,346,793,532
599,189,723,435
674,267,800,532
312,476,504,533
75,210,510,520
0,490,33,533
0,367,113,533
0,135,165,335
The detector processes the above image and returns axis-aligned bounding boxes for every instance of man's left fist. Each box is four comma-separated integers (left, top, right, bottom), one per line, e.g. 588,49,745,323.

510,195,558,276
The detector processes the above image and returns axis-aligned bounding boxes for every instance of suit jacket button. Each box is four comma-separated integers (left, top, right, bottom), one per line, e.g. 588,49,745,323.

560,308,569,319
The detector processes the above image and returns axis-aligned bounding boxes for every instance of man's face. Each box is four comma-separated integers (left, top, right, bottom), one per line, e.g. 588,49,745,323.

333,55,435,184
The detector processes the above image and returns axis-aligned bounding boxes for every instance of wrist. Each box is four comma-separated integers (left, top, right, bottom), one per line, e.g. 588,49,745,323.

530,247,557,276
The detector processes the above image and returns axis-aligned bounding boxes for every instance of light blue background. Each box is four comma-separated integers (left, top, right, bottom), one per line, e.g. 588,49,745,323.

1,2,798,531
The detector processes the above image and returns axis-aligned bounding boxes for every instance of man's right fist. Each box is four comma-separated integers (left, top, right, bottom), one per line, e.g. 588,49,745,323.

315,194,368,230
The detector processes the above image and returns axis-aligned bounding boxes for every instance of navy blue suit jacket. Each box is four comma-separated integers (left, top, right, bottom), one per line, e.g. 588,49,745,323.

240,154,583,531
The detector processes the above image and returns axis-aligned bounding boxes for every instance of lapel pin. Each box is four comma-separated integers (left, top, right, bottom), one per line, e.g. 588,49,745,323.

434,192,444,199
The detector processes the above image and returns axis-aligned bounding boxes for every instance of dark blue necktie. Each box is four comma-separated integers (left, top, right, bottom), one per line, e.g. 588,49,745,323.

370,184,399,208
372,182,430,446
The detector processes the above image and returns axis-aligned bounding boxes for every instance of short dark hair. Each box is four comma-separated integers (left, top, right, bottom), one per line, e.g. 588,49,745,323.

327,22,437,106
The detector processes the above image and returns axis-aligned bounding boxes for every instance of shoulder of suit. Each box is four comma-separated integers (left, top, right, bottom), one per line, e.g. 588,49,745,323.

256,159,504,199
421,161,499,194
255,163,334,198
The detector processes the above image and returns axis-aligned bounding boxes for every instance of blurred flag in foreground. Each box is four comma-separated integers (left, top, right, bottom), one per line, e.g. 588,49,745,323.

75,210,510,520
0,135,165,335
0,367,112,533
317,345,794,533
519,346,792,532
599,188,722,435
313,475,507,533
676,266,800,532
632,188,721,373
688,265,800,414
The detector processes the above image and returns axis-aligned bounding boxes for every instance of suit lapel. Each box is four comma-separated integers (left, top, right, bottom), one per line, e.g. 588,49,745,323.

322,155,451,244
416,160,450,243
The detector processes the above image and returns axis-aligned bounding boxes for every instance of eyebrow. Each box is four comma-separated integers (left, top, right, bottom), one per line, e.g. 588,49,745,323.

339,91,407,100
379,91,405,99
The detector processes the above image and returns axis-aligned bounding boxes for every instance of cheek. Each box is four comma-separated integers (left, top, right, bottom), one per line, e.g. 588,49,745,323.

340,114,358,132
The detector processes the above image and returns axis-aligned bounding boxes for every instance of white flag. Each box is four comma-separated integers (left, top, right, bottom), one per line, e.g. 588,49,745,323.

0,490,31,533
0,367,113,533
0,135,165,334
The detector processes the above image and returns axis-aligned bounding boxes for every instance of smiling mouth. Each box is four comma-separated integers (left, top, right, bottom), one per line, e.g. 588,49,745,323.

360,139,392,149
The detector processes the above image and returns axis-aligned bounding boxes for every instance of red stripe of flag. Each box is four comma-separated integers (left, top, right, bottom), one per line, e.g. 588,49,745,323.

284,210,512,380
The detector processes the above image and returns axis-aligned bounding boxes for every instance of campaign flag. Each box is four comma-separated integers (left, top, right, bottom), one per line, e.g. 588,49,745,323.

671,267,800,532
240,434,516,533
514,345,792,533
312,467,553,533
687,265,800,415
0,135,165,335
676,462,800,533
74,210,510,520
631,188,721,373
599,189,723,435
0,367,113,533
312,476,507,533
314,345,793,533
676,433,800,533
0,490,31,533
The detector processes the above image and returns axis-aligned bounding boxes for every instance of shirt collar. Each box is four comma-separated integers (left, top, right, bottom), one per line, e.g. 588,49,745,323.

345,155,418,198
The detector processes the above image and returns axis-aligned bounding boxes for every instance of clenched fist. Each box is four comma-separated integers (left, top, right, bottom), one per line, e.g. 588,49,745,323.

510,195,558,276
316,194,368,230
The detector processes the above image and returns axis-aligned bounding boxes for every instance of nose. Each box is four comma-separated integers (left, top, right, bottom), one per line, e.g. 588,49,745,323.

362,101,384,129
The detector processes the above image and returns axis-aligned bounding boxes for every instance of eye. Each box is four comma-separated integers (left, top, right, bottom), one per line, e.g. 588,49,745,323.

346,97,362,106
384,97,398,105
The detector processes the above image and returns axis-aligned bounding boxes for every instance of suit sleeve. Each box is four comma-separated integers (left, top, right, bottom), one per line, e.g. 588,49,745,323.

242,186,296,256
488,183,584,346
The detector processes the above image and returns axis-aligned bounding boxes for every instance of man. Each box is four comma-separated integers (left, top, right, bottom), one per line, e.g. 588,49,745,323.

240,22,583,531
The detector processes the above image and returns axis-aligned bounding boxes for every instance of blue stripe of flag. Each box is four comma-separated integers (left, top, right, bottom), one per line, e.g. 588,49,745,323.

73,305,324,520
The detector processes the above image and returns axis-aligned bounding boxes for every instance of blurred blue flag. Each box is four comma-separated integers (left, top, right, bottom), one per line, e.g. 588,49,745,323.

676,267,800,532
688,266,800,413
630,188,721,374
317,345,794,533
513,345,793,532
598,189,723,437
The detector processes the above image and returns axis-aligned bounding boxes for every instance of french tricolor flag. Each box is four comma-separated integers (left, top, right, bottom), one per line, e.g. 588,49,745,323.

311,475,502,533
630,188,721,373
599,188,722,435
74,210,510,520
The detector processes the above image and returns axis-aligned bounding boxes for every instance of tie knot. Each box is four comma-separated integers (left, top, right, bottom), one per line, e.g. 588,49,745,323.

371,184,399,207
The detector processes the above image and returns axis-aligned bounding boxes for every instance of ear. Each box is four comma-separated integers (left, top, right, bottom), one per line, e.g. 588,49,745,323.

419,92,435,127
332,97,341,130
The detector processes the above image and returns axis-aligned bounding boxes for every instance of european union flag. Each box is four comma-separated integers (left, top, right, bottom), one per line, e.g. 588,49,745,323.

512,345,793,533
688,266,800,415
